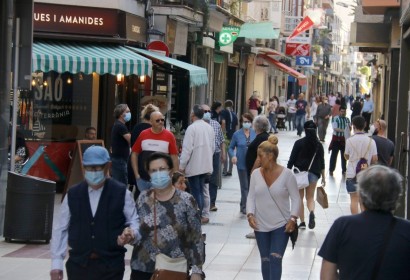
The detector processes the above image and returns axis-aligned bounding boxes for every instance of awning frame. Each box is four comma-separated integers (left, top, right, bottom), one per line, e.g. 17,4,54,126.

259,54,307,84
127,47,208,87
32,41,152,77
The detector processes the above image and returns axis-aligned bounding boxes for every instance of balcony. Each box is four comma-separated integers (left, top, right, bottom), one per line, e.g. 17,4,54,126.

361,0,400,15
322,0,334,9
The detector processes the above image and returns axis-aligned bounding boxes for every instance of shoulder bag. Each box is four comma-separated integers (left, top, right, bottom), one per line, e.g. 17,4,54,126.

150,197,189,280
294,152,316,189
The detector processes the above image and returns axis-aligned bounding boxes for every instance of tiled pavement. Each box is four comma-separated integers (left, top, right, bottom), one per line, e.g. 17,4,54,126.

0,123,353,280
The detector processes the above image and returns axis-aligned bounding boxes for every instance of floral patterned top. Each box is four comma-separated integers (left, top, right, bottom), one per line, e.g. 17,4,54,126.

131,188,204,274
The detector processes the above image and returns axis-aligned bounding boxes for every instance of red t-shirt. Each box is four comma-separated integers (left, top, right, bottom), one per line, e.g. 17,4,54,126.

132,128,178,155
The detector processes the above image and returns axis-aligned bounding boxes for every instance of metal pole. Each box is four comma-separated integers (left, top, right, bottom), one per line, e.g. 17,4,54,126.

166,55,173,130
10,17,19,172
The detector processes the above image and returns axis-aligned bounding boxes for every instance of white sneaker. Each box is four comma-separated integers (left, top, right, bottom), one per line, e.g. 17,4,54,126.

245,232,255,239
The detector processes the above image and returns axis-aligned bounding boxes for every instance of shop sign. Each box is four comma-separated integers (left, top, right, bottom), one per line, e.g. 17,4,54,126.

34,3,119,36
125,13,146,42
285,42,311,56
295,56,312,66
218,26,240,46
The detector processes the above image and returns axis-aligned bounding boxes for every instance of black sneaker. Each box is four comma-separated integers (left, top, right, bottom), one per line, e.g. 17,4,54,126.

309,212,316,229
298,222,306,229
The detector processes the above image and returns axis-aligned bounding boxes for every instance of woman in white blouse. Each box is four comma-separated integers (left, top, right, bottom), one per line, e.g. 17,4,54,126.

246,135,300,280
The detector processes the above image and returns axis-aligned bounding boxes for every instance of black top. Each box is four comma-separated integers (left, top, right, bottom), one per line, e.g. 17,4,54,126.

131,123,151,147
287,137,325,178
351,100,362,117
319,211,410,280
245,131,270,174
372,135,395,166
220,109,238,139
111,120,130,160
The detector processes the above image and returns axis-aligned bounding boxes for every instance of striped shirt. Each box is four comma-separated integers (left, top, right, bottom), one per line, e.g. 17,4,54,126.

208,119,225,153
332,116,350,137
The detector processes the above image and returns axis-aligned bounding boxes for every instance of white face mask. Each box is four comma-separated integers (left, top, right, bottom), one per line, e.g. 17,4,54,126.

243,122,252,129
85,170,105,186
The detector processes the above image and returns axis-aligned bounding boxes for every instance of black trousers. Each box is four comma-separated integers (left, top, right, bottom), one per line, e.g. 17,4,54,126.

130,269,153,280
66,259,124,280
329,140,346,173
362,112,372,132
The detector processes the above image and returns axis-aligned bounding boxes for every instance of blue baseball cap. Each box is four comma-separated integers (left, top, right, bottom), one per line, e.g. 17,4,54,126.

82,146,111,166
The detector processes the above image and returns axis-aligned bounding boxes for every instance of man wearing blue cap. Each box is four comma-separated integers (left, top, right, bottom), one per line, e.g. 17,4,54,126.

50,146,140,280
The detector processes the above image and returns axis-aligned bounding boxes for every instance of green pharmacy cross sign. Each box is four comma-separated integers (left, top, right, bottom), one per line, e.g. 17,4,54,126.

219,26,240,46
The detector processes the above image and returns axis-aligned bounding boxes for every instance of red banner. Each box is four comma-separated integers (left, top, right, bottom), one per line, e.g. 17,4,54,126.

285,43,311,56
288,16,314,40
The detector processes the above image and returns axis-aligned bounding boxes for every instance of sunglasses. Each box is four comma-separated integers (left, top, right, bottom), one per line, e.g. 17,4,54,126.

204,110,211,113
155,118,165,123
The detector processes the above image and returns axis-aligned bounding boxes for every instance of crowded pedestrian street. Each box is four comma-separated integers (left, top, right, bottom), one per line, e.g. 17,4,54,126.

0,126,352,280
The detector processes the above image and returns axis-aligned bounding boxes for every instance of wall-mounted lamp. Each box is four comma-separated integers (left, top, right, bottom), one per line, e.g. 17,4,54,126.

43,80,48,87
31,78,36,87
67,77,72,84
78,72,84,81
139,75,146,84
116,74,124,84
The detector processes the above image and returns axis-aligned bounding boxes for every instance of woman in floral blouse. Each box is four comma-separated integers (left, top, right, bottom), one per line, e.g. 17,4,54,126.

130,152,204,280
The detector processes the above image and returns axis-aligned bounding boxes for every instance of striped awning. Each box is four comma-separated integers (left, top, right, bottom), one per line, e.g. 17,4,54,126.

127,47,208,87
32,41,152,77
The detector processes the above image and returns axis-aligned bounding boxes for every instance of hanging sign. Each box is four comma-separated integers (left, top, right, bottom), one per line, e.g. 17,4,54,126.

218,26,240,46
287,16,314,41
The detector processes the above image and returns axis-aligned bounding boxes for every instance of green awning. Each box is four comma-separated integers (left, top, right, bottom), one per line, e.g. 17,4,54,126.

239,22,280,39
127,47,208,87
32,41,152,76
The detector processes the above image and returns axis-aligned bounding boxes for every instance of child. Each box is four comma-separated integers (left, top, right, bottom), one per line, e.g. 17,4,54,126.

172,171,188,192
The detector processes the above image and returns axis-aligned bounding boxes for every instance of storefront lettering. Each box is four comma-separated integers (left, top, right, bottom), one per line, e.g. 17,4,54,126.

34,13,103,26
34,110,71,120
34,76,63,102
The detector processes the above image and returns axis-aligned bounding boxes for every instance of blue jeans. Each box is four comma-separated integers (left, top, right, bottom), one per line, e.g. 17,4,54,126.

255,226,289,280
295,114,306,136
238,168,249,213
111,157,128,185
188,174,207,212
209,152,221,206
268,113,278,133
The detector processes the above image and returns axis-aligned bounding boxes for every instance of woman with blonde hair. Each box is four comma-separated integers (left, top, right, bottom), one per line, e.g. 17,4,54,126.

246,135,300,280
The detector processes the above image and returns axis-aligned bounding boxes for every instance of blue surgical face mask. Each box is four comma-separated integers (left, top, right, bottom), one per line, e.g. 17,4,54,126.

150,170,171,189
203,112,211,121
243,122,252,129
124,112,131,122
85,170,105,186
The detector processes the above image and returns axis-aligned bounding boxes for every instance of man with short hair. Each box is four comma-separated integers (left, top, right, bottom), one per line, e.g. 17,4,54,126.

295,93,309,137
329,107,350,176
220,99,238,176
361,94,374,132
202,104,225,216
372,119,394,166
344,116,378,214
84,127,97,140
316,96,332,142
50,146,140,280
179,105,215,214
111,104,131,185
131,111,179,191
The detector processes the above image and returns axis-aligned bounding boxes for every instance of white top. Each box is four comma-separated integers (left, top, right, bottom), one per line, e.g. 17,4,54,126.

286,99,297,113
246,168,300,232
179,119,215,177
328,95,337,107
50,185,140,271
310,101,318,119
345,133,378,179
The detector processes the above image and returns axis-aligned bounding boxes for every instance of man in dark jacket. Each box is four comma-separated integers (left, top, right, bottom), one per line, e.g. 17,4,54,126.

50,146,140,280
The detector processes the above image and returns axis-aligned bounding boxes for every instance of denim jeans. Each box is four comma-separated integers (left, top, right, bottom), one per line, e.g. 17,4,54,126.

268,113,278,133
287,112,296,130
209,152,221,206
295,114,306,136
329,140,346,173
111,157,128,185
238,168,249,213
255,226,289,280
188,174,207,212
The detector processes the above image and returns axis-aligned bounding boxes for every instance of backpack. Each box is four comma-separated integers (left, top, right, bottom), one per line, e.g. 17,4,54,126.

354,139,372,176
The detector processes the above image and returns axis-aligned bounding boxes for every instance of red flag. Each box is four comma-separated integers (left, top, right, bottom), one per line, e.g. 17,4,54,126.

288,16,314,40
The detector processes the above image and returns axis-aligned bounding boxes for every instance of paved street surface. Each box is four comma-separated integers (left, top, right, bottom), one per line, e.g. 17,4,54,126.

0,124,352,280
